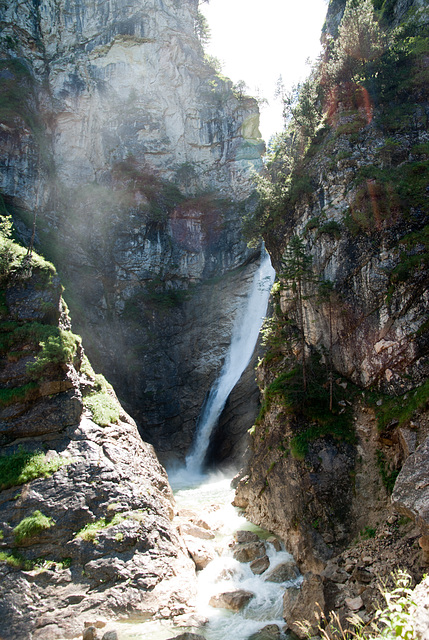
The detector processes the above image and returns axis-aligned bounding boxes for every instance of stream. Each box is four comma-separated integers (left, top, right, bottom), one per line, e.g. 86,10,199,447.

119,251,294,639
118,472,301,640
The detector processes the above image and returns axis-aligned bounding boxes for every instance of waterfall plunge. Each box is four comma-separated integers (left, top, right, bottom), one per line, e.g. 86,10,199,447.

185,251,275,475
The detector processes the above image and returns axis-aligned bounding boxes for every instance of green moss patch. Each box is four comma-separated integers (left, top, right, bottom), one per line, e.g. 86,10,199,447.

83,374,120,426
0,449,69,490
256,357,356,459
13,510,54,544
368,379,429,433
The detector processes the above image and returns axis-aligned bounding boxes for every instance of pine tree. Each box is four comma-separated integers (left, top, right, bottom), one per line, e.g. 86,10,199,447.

280,235,314,391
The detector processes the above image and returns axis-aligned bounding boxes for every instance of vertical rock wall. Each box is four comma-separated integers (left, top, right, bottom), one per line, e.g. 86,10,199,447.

0,0,265,462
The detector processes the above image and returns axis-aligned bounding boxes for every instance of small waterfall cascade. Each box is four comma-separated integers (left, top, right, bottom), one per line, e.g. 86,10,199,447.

185,250,275,475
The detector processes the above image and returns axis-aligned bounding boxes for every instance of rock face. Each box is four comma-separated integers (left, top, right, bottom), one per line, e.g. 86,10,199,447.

0,248,196,639
0,0,265,463
235,0,429,582
392,435,429,534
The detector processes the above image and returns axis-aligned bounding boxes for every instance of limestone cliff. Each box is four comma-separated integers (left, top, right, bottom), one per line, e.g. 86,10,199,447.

0,0,265,463
235,0,429,603
0,229,196,639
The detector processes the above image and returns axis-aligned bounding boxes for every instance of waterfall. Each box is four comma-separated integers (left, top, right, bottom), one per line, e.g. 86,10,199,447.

185,250,275,475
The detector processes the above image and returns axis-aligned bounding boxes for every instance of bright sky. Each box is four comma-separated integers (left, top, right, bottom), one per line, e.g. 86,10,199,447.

200,0,329,143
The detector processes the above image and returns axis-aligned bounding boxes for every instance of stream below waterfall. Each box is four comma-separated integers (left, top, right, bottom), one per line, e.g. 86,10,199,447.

118,472,301,640
118,252,286,639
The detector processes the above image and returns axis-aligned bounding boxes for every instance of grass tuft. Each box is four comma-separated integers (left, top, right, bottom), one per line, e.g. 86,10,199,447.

0,448,69,490
13,510,54,544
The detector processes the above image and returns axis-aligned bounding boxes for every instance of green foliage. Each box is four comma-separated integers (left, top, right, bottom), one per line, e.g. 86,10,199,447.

0,550,35,570
0,212,56,281
308,570,417,640
0,448,69,490
75,513,126,543
257,357,356,459
360,525,377,539
281,235,313,287
317,220,342,239
83,373,120,426
0,382,38,408
13,510,54,544
26,329,81,378
325,0,386,88
369,379,429,433
345,160,429,234
195,10,211,45
84,391,120,427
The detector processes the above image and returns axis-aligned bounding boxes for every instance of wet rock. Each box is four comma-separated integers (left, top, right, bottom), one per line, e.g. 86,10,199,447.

283,572,325,639
232,541,266,562
193,519,211,531
250,555,270,575
265,561,300,583
179,523,215,540
248,624,281,640
101,632,118,640
266,536,282,552
83,628,98,640
234,530,261,543
183,537,215,570
209,589,255,611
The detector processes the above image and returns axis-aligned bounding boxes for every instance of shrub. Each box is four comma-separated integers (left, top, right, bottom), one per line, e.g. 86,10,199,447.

13,510,54,544
26,329,81,378
84,391,120,427
0,449,69,490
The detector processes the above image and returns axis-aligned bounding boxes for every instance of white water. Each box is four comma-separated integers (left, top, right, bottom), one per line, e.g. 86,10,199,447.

185,250,275,474
119,474,301,640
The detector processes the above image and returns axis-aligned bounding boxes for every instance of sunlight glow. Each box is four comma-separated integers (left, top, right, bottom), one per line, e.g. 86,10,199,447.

200,0,329,142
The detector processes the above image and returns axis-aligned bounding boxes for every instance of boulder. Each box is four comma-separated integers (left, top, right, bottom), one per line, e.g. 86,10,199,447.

234,530,261,544
410,576,429,640
283,572,325,639
179,523,215,540
232,541,266,562
183,537,215,570
250,555,270,575
265,561,299,583
266,536,282,552
248,625,281,640
209,589,254,611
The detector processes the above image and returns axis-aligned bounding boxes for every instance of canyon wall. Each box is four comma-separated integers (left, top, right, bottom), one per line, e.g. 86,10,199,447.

0,0,265,463
235,0,429,592
0,237,197,639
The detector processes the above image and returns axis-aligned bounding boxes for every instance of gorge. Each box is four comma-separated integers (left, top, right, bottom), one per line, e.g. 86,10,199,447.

0,0,429,638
